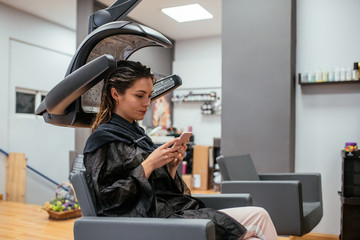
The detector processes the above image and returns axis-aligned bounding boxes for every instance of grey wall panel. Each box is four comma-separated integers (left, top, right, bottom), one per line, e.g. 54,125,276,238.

221,0,296,172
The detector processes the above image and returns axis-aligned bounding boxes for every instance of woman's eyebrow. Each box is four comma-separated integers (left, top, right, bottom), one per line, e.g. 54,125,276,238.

135,89,153,94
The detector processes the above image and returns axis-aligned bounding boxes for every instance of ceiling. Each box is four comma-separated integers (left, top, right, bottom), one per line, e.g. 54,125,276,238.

0,0,221,41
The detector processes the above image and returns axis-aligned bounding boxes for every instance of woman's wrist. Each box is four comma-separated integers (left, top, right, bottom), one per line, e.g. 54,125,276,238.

167,166,177,179
141,159,154,179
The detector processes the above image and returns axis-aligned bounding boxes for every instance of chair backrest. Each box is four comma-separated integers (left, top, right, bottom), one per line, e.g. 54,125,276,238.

217,154,260,181
71,172,97,216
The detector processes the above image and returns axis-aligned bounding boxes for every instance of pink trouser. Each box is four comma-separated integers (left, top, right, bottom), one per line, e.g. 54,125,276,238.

219,207,278,240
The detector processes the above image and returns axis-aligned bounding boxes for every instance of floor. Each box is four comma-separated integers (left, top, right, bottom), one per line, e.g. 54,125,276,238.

0,200,339,240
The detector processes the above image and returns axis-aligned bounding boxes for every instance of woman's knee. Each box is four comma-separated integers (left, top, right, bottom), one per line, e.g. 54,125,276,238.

251,207,271,220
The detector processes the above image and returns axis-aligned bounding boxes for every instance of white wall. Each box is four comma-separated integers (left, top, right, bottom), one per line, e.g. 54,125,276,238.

0,3,76,204
296,0,360,235
173,36,222,146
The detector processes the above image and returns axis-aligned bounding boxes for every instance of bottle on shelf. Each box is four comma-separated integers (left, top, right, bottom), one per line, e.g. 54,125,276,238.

300,72,308,83
213,97,222,115
323,70,328,81
340,67,346,81
308,71,315,82
353,62,359,81
328,68,335,82
346,67,352,81
334,67,341,81
201,102,215,115
315,69,323,82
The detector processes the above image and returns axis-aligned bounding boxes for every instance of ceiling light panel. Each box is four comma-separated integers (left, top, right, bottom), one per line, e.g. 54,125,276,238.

161,3,213,23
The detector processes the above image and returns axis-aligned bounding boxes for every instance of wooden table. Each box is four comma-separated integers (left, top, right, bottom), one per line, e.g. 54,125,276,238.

0,200,76,240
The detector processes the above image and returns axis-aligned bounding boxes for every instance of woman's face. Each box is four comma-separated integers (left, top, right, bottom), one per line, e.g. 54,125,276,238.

112,77,153,123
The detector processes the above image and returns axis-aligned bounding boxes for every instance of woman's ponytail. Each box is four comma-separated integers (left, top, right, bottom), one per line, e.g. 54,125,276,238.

91,82,114,132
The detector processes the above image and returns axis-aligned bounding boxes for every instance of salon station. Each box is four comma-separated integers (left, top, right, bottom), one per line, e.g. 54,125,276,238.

0,0,360,239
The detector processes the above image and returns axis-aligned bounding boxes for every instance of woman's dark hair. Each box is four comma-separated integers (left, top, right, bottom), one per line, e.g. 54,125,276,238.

91,60,155,131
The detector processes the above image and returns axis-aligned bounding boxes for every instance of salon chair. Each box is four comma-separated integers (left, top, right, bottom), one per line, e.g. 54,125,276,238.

71,172,252,240
217,154,323,236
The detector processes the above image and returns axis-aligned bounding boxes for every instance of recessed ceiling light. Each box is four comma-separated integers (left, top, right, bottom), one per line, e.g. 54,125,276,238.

161,4,213,23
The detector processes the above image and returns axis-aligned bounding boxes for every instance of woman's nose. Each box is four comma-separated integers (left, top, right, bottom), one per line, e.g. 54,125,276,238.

144,98,151,107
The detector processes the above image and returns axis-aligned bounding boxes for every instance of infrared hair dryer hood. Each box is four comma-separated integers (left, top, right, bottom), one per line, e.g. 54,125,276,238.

35,10,181,128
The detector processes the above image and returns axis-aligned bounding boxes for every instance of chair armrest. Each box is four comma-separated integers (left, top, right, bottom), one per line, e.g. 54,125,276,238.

258,173,322,202
221,180,303,235
192,193,252,209
74,217,215,240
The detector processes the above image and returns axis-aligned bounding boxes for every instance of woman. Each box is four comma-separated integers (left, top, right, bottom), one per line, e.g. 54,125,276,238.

83,60,278,240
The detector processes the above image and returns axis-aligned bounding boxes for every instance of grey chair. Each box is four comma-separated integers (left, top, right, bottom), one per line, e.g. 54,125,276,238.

71,172,252,240
217,154,323,236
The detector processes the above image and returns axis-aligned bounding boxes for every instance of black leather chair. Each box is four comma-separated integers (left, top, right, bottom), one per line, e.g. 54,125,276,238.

71,172,252,240
217,154,323,236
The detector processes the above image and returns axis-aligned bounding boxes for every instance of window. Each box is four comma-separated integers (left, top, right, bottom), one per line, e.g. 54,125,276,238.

16,91,35,114
16,88,47,114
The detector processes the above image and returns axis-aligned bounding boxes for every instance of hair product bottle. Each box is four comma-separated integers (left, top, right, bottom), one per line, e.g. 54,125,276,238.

353,62,359,80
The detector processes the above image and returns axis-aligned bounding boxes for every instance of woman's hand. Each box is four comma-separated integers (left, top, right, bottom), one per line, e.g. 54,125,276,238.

141,138,182,178
167,143,187,179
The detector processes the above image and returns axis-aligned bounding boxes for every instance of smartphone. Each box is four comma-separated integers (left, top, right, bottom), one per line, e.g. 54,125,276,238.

174,132,192,147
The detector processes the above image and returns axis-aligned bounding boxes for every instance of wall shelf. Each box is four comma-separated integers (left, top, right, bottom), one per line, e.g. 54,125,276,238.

172,91,221,115
299,80,360,86
298,74,360,85
172,92,217,103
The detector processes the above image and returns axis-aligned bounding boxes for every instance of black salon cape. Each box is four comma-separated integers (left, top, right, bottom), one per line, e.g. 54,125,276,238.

83,114,246,240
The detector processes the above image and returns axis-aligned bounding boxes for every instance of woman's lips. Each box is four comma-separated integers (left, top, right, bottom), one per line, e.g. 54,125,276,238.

139,110,147,115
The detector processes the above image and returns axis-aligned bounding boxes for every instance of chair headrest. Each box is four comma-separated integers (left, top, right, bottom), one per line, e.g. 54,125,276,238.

217,154,260,181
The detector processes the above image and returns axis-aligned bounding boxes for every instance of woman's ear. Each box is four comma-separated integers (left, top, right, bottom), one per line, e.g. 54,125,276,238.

111,87,120,102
